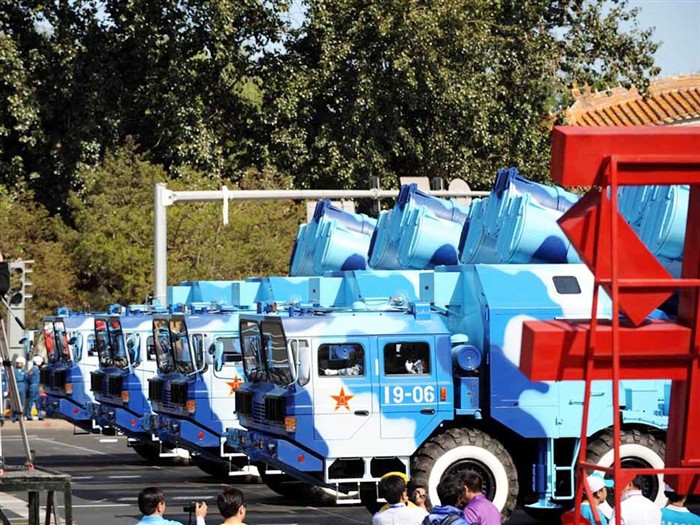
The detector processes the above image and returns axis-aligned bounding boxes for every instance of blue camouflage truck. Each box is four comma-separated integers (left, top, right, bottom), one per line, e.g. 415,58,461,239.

228,173,685,518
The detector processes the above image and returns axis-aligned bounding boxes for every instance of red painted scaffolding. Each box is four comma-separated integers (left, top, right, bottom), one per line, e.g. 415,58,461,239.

520,127,700,524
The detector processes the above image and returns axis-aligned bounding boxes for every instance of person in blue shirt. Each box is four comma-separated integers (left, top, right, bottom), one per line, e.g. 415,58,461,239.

561,474,611,525
11,356,27,422
24,356,43,420
661,486,700,525
423,474,469,525
134,487,207,525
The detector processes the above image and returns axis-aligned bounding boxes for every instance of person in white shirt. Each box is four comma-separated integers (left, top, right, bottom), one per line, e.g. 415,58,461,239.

610,475,661,525
372,473,428,525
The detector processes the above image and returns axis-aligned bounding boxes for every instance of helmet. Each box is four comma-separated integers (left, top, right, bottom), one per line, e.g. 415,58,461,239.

32,355,44,366
15,356,26,364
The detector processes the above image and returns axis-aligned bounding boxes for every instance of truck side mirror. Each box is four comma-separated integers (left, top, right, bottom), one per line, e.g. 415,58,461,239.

214,341,224,372
71,336,82,362
297,344,311,387
127,335,140,366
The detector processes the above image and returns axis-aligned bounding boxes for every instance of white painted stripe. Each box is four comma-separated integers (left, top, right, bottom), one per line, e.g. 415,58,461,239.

117,497,138,502
33,437,108,456
107,475,141,479
71,476,94,480
172,496,214,501
72,504,131,508
0,493,29,518
99,438,119,443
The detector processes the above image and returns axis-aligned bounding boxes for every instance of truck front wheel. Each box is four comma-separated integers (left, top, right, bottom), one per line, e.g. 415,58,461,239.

411,428,518,519
587,428,666,515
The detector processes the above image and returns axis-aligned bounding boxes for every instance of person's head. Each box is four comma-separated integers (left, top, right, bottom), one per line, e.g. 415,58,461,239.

462,472,484,501
138,487,166,516
585,474,609,504
15,356,25,368
32,355,44,367
664,485,686,506
217,487,246,521
620,475,644,496
407,479,429,509
436,474,466,507
379,473,408,505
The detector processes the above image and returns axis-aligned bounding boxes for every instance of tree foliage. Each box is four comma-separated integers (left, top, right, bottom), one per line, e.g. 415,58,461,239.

264,0,659,190
0,0,663,322
67,144,304,312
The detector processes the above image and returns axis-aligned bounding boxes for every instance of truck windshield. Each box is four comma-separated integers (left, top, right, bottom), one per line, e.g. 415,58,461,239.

262,319,293,386
95,318,130,368
240,319,267,383
170,318,195,374
152,317,195,375
44,320,71,364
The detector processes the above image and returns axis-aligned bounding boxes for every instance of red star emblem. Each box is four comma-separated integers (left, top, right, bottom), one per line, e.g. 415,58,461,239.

227,376,244,395
331,387,354,412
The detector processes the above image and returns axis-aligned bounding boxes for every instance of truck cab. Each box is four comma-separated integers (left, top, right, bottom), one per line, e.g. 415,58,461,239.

41,312,100,432
231,265,671,518
88,305,163,460
147,307,251,476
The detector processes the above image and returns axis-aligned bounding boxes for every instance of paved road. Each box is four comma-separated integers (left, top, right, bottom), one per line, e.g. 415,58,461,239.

0,419,543,525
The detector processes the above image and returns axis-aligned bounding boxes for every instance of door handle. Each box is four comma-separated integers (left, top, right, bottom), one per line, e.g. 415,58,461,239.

354,410,369,416
420,408,436,415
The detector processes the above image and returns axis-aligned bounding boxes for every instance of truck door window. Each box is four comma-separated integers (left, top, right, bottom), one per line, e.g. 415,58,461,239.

383,342,430,375
261,320,292,386
87,334,96,357
218,337,241,365
319,343,365,377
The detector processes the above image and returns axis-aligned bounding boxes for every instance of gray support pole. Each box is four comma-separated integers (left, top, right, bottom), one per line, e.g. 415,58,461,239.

154,183,169,305
152,184,489,303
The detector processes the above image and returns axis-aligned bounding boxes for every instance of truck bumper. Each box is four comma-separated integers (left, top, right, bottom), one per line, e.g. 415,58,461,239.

228,429,323,476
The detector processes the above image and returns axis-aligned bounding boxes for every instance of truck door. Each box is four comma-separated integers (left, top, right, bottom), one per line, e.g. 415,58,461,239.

312,338,375,441
210,334,244,429
378,337,439,439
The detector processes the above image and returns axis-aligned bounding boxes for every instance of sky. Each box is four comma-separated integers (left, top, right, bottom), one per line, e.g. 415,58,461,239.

629,0,700,76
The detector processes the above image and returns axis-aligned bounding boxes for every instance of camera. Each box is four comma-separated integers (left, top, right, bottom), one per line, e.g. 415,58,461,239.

183,501,202,513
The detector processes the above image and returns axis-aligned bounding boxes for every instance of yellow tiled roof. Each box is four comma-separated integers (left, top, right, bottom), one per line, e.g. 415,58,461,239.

565,74,700,126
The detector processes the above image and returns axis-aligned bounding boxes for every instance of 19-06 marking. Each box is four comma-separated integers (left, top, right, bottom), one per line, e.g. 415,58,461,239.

384,385,435,404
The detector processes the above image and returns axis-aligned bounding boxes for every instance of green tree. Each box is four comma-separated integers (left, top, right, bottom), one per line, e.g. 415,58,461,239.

1,1,287,215
68,144,304,311
0,183,79,327
263,0,659,190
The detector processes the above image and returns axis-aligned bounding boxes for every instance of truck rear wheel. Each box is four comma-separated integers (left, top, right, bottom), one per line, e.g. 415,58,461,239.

411,428,518,518
587,428,666,514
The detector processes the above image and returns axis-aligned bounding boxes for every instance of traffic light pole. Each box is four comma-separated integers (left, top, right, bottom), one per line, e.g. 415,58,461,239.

0,307,33,472
7,260,32,358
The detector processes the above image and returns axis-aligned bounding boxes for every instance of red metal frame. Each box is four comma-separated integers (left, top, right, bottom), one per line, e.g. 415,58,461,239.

521,127,700,525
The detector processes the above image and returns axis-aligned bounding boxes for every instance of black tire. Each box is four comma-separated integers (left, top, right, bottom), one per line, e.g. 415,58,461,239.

131,441,162,463
411,428,518,519
587,428,666,514
192,454,232,479
259,467,312,499
360,483,382,515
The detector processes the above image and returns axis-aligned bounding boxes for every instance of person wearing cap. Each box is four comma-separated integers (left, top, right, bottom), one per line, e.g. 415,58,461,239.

11,356,27,422
25,355,43,420
373,472,428,525
561,474,611,525
661,485,700,525
611,475,661,525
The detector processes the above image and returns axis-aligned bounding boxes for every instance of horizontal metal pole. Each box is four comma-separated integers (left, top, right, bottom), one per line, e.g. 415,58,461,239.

163,188,489,205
